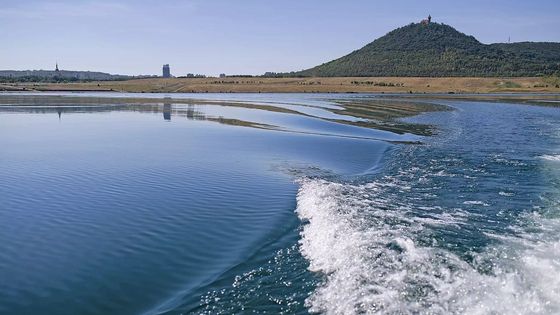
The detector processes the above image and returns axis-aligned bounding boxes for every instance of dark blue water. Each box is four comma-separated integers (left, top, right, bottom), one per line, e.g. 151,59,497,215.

0,94,559,314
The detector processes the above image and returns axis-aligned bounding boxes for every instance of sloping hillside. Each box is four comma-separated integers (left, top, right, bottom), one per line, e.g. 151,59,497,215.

293,22,560,77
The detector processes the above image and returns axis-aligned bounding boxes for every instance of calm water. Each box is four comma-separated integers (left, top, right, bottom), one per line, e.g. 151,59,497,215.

0,93,559,314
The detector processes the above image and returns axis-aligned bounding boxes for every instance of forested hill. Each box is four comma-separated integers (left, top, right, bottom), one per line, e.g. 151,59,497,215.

291,22,560,77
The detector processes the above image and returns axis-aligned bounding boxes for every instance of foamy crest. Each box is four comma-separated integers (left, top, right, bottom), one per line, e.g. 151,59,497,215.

296,178,560,315
540,154,560,162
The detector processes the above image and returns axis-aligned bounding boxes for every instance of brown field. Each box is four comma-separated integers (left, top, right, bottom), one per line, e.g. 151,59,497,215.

2,76,560,94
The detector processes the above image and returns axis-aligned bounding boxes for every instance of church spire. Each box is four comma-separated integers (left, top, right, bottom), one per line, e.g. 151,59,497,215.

55,62,59,72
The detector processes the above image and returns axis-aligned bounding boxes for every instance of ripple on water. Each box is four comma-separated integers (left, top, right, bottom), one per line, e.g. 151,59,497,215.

0,150,300,314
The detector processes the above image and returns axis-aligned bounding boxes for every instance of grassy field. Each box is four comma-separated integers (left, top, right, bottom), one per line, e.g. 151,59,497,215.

2,77,560,94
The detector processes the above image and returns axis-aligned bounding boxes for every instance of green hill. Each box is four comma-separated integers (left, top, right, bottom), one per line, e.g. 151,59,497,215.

290,22,560,77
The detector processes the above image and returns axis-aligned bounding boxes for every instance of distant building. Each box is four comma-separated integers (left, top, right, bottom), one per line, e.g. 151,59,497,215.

219,73,226,78
55,62,60,72
421,15,432,25
162,64,171,78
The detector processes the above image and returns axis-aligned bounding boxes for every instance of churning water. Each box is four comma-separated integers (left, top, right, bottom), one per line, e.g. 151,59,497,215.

0,93,559,314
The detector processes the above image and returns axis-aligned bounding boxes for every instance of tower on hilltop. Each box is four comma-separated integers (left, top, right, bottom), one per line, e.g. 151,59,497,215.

421,15,432,25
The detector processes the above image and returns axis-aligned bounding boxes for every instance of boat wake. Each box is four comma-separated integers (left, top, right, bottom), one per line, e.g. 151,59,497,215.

296,178,560,315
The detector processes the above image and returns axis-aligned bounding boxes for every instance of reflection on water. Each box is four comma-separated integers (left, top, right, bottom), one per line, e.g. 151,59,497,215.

160,98,209,122
0,93,448,137
163,98,171,121
0,102,211,123
0,97,423,143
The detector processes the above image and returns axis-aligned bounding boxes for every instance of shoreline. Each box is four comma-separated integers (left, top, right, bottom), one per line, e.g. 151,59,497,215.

1,76,560,94
1,90,558,108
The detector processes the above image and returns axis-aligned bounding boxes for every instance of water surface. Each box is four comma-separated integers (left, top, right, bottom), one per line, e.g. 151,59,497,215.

0,93,559,314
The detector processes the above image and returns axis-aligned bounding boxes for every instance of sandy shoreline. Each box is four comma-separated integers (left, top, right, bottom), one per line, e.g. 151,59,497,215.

1,76,560,94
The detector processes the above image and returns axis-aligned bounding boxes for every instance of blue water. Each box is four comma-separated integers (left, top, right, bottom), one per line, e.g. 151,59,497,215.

0,93,559,314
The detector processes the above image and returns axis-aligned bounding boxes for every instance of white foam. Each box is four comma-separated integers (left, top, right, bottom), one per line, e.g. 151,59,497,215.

540,154,560,162
296,178,560,315
463,200,490,206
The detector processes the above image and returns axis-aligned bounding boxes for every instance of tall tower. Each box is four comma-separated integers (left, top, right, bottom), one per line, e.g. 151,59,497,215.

162,64,171,78
54,62,61,80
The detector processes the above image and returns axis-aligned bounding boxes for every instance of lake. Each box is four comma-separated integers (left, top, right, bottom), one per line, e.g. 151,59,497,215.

1,93,559,314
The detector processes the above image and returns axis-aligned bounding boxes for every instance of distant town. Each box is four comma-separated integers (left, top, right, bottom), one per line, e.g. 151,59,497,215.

0,62,258,83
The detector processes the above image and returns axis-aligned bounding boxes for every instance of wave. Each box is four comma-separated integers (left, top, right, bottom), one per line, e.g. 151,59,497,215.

296,178,560,315
540,154,560,162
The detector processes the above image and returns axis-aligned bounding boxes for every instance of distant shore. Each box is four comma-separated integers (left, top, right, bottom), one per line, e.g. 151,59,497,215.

1,77,559,94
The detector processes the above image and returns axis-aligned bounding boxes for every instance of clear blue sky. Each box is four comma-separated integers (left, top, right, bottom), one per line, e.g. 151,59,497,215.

1,0,559,76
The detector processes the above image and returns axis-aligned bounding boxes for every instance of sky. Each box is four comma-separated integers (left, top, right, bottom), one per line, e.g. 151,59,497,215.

1,0,559,76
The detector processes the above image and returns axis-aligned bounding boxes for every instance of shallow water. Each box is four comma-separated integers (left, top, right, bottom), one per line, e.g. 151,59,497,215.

0,93,559,314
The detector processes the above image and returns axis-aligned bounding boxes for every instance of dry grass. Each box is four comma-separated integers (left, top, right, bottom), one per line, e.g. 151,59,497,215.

2,77,560,94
